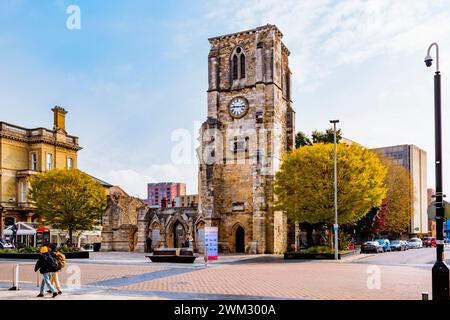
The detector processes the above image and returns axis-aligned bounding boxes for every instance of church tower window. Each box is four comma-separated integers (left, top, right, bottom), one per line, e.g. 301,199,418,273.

231,46,246,80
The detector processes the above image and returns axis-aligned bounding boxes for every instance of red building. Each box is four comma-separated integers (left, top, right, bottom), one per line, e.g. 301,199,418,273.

147,182,186,207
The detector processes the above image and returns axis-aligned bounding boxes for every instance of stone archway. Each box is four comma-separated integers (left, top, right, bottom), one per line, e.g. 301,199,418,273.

173,222,186,248
235,226,245,253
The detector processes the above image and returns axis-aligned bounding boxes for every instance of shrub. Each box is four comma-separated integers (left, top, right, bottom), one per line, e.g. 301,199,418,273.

56,245,80,252
18,245,40,254
300,246,334,254
338,231,353,251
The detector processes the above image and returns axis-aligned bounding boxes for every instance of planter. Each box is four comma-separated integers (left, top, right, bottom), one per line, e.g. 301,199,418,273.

284,250,358,260
0,251,89,259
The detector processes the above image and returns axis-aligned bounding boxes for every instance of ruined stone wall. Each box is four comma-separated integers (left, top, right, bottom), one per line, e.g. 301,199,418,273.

101,186,146,252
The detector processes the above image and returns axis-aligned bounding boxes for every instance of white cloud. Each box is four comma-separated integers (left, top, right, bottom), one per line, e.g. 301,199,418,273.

203,0,450,90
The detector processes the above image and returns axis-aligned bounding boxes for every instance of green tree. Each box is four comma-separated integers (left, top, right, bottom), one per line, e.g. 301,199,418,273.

295,131,312,148
30,169,107,242
275,143,387,247
311,128,342,144
295,129,342,148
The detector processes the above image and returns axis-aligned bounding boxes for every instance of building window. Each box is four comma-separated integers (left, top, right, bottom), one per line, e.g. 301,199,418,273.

231,47,246,80
31,153,37,171
67,157,73,169
21,180,27,203
46,153,53,171
240,54,246,78
232,55,238,80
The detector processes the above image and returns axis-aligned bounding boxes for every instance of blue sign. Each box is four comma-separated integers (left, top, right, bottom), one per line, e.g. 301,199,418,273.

204,227,218,260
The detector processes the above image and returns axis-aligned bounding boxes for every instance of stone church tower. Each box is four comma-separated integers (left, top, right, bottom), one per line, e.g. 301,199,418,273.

198,25,295,254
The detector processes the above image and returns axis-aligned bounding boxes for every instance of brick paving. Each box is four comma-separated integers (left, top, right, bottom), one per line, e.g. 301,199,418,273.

0,252,433,300
0,262,169,286
116,262,431,300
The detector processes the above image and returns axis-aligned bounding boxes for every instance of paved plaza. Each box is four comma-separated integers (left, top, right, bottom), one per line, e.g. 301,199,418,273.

0,248,443,300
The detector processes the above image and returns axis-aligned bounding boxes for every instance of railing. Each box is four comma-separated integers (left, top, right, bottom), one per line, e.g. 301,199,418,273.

1,123,78,146
1,123,27,136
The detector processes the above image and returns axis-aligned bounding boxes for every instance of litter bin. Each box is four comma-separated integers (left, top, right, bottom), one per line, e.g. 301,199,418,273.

93,243,101,252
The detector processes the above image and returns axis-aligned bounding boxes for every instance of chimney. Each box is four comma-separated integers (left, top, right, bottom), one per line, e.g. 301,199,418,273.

161,197,168,208
52,106,67,132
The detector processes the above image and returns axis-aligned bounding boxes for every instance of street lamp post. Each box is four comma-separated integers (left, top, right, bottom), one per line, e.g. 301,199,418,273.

330,120,339,260
425,42,450,300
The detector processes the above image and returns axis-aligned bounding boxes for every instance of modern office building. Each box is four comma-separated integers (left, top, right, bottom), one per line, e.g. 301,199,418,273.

147,182,186,208
372,144,428,235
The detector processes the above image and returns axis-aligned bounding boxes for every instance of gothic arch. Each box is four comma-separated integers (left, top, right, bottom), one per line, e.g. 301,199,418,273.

230,46,246,80
231,223,246,253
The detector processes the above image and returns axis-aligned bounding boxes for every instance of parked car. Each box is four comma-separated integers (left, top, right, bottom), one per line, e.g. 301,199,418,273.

390,240,407,251
374,239,391,252
81,243,94,252
401,240,410,250
361,241,384,253
422,237,436,248
408,238,423,249
0,237,13,250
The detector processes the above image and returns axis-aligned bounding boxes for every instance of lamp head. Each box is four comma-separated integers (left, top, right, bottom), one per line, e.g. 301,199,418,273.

424,54,433,67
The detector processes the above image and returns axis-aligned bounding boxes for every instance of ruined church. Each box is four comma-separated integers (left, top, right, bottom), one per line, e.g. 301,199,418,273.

101,24,296,254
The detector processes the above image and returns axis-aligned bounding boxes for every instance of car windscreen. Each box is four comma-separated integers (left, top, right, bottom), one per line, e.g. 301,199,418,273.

409,239,420,242
391,241,400,244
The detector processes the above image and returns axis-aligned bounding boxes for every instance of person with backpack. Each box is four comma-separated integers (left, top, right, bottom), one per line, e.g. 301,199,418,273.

48,243,65,295
34,246,58,298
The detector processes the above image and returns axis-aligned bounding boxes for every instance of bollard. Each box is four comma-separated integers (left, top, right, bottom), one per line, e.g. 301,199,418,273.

36,272,40,287
8,264,20,291
422,292,429,300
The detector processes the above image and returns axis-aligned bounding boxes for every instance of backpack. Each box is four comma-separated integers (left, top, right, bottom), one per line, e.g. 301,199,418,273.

55,251,66,269
47,252,60,272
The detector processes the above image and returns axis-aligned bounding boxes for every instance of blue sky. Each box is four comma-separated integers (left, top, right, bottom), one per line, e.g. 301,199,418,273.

1,0,450,198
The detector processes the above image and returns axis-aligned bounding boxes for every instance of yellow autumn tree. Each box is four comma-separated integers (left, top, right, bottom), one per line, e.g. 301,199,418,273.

379,158,413,235
274,143,388,226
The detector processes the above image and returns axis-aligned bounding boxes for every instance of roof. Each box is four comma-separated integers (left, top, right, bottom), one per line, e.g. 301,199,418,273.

208,24,283,42
88,174,113,188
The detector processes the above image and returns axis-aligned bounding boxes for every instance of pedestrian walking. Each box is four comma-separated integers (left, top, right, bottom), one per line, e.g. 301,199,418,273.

48,243,65,295
34,246,59,298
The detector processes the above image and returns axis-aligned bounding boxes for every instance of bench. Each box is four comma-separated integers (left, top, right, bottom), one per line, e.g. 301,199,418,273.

146,248,197,263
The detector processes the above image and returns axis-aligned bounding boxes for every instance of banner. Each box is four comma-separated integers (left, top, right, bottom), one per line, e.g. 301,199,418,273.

204,227,218,260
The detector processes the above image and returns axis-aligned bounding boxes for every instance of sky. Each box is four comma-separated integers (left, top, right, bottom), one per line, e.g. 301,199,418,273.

1,0,450,198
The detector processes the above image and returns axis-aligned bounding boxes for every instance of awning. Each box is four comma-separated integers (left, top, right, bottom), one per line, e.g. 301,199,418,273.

3,222,37,236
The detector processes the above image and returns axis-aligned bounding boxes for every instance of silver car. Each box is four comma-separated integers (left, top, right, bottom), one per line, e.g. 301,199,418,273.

408,238,423,249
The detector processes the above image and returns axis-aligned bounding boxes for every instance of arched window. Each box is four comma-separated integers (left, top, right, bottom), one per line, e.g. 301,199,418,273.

232,55,238,80
231,46,246,80
240,54,246,78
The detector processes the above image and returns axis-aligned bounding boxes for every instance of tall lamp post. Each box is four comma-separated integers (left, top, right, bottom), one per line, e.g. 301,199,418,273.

330,119,339,260
425,42,450,300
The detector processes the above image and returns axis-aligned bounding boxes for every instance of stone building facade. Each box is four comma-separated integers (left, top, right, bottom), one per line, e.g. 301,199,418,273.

197,24,295,254
0,107,80,233
104,25,296,254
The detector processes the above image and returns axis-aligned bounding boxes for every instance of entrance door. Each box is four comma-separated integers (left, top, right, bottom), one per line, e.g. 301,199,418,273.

173,223,185,248
235,226,245,253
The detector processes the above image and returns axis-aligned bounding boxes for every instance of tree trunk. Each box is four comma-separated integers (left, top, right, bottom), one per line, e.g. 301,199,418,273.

69,229,73,246
306,223,314,248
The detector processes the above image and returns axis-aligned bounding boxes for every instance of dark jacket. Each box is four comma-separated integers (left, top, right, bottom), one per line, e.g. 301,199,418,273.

34,252,56,274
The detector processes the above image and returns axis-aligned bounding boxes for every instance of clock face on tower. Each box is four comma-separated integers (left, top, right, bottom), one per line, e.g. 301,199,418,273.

228,97,249,119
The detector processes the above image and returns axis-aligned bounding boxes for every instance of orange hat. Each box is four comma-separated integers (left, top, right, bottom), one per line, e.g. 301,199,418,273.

40,246,48,253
